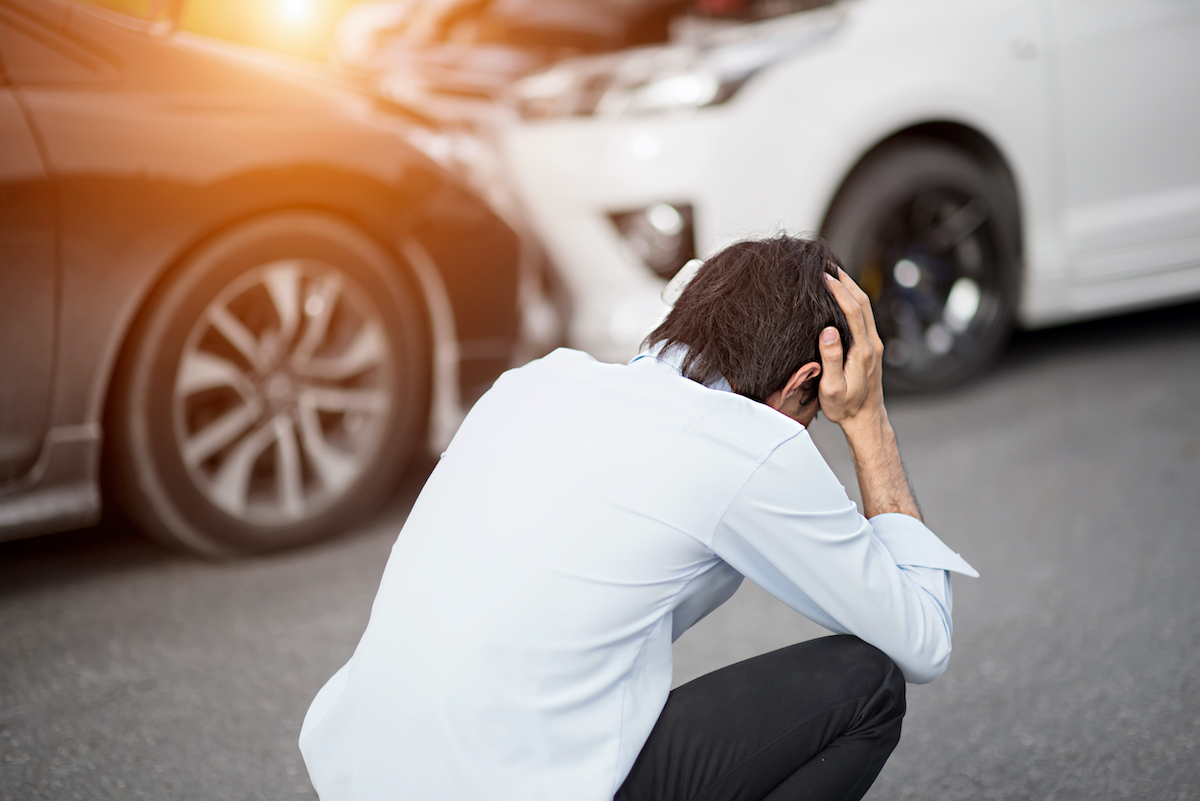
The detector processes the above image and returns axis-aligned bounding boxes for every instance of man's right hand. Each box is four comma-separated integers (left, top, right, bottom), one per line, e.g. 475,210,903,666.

817,268,886,431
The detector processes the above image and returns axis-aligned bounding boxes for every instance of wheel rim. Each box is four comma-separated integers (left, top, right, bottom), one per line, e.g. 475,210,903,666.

172,260,395,525
858,188,1004,385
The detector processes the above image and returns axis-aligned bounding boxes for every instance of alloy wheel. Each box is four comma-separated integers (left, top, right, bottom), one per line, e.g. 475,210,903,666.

858,189,1004,386
172,260,395,525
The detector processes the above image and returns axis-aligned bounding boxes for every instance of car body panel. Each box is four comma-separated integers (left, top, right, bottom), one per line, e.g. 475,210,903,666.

0,87,56,484
1048,0,1200,280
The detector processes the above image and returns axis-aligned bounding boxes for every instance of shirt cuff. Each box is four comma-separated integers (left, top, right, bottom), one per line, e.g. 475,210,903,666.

869,512,980,578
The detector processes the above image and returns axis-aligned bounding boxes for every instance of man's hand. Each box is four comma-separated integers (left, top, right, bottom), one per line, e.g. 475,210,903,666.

818,267,922,522
817,268,886,431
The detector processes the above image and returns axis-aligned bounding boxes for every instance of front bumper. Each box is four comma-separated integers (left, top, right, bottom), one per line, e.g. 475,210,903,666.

500,111,752,362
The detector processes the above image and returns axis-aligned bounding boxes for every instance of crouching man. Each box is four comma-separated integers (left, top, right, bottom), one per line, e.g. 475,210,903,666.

299,235,977,801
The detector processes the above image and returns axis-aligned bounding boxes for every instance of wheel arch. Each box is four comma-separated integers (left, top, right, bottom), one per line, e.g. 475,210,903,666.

819,120,1024,259
813,120,1026,391
96,204,445,470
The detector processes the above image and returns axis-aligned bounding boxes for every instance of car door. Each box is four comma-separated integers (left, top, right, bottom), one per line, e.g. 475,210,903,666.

1048,0,1200,282
0,18,56,485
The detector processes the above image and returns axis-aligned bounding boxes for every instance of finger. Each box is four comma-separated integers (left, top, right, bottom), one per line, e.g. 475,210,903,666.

823,273,870,345
817,326,845,393
835,268,885,350
835,267,880,332
823,271,862,321
835,266,872,308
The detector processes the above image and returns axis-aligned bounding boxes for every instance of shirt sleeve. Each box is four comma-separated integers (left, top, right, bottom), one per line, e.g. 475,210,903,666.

711,431,978,684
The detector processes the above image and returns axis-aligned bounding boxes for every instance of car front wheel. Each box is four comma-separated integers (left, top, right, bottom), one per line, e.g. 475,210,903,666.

108,211,429,556
823,138,1021,392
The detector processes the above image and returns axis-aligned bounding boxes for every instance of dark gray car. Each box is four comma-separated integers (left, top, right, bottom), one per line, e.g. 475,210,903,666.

0,0,523,555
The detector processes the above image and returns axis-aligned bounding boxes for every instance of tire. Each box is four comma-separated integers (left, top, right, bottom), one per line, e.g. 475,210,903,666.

822,138,1021,392
107,211,430,556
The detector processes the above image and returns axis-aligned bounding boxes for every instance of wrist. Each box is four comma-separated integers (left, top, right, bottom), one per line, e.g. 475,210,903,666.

838,404,891,442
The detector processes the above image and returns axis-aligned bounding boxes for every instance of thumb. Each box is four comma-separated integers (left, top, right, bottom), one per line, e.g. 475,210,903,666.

818,327,843,377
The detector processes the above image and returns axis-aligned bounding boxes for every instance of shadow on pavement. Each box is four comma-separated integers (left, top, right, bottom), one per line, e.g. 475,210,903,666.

1001,298,1200,367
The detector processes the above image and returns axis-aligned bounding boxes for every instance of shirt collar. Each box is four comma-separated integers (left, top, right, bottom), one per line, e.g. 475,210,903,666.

629,342,734,393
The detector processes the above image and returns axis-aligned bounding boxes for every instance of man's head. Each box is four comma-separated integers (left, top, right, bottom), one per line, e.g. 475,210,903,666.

645,235,854,414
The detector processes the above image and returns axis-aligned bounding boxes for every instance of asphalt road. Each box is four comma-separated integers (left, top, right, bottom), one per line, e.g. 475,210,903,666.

2,302,1198,801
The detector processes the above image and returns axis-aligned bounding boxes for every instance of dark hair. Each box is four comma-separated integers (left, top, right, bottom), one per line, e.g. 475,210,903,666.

645,235,853,406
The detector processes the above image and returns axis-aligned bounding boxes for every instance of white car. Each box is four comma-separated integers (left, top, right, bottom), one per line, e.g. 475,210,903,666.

499,0,1200,390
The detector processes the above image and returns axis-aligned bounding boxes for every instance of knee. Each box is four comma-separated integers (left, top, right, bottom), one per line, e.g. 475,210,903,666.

824,636,906,714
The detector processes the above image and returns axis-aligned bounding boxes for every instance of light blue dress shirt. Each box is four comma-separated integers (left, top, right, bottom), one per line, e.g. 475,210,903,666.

300,347,978,801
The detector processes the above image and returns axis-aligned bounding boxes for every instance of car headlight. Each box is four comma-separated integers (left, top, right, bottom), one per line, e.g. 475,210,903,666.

611,203,696,280
512,9,843,120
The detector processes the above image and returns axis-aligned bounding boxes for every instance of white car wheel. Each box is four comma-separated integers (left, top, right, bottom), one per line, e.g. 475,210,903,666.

824,139,1020,392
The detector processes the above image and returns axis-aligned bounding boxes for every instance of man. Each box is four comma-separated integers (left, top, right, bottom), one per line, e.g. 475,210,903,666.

299,235,977,801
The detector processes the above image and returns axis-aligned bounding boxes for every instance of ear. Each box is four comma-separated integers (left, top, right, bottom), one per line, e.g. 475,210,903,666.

765,362,822,412
782,362,822,404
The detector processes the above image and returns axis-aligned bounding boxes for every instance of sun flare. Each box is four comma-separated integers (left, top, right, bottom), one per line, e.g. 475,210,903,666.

277,0,316,26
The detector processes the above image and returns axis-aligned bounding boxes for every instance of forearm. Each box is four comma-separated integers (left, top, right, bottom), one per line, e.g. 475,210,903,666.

841,409,922,522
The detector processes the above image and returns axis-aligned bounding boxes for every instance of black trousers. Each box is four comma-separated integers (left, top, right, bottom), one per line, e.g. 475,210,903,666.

616,635,906,801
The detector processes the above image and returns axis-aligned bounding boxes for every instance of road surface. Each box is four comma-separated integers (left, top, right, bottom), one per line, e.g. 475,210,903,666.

2,302,1198,800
